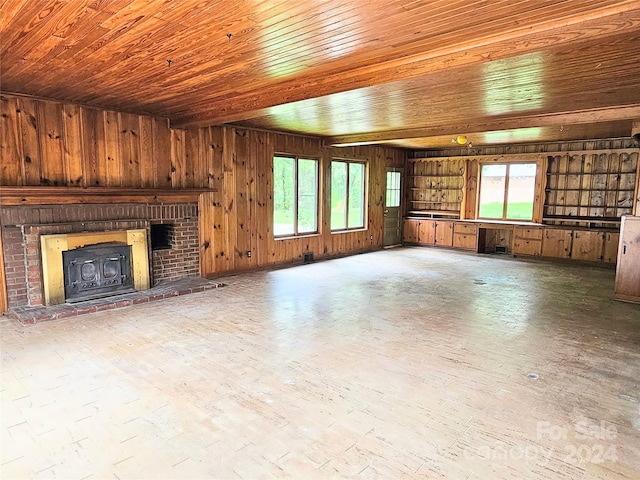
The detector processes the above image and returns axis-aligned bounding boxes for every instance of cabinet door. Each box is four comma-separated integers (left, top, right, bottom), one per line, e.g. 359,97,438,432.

571,231,604,262
513,239,542,256
403,220,420,244
434,221,453,247
603,232,620,264
453,234,477,250
541,229,572,258
418,220,436,245
453,222,477,250
615,217,640,301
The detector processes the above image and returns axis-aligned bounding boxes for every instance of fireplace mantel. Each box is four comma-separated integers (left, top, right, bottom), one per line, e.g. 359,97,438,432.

0,186,215,206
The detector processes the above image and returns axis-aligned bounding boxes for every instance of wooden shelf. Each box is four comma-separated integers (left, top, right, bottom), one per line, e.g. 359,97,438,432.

408,158,465,220
0,186,217,206
407,210,460,218
544,150,638,222
411,174,464,178
543,216,621,225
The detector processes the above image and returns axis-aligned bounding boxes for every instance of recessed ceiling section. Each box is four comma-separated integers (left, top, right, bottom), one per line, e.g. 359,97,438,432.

233,29,640,148
375,121,634,150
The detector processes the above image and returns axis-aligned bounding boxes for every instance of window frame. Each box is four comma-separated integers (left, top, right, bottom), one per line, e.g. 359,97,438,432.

272,154,320,238
476,160,540,222
330,158,368,232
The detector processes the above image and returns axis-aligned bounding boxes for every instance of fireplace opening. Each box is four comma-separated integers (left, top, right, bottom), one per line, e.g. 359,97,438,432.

63,242,134,303
151,223,174,250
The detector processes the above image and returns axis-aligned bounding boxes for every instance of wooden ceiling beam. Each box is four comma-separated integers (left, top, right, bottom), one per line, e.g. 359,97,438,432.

171,6,640,129
327,105,640,146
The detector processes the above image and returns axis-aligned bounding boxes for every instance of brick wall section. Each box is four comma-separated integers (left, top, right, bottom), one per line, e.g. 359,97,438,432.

150,204,199,285
2,227,28,306
0,203,199,308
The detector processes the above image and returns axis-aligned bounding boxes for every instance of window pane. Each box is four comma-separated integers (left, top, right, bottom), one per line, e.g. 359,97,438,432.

348,163,365,228
386,171,401,207
297,159,318,233
479,164,507,218
273,156,295,236
506,163,537,220
331,162,348,230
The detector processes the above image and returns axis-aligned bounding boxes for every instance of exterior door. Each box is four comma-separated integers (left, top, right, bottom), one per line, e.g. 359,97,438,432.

384,168,403,246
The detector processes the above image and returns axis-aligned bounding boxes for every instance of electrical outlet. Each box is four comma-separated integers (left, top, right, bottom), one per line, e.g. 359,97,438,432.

246,250,251,258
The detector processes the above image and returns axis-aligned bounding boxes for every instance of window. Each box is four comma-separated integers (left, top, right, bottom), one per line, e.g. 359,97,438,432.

386,170,401,207
478,163,537,221
273,155,318,237
331,160,366,230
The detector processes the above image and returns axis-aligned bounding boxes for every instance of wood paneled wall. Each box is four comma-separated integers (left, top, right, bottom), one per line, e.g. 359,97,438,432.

0,93,213,189
197,127,406,276
0,93,407,282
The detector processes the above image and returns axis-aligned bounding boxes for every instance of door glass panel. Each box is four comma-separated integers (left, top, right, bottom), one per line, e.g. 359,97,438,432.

386,171,401,207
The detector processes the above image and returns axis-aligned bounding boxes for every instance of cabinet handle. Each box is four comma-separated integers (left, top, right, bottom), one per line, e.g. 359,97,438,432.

623,245,627,255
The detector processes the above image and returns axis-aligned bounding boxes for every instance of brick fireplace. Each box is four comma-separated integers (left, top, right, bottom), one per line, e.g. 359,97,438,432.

1,202,200,309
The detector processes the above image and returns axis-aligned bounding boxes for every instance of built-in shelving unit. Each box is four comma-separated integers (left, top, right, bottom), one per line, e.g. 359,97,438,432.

407,158,465,218
544,150,638,228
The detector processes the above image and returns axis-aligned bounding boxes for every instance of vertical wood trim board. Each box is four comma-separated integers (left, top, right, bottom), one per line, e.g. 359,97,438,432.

0,229,7,313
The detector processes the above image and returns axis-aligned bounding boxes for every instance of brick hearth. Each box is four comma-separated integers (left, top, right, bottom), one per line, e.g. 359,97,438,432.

7,276,224,324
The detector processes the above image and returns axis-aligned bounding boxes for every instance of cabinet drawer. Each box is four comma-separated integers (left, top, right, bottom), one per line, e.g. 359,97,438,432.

453,223,478,235
514,227,543,240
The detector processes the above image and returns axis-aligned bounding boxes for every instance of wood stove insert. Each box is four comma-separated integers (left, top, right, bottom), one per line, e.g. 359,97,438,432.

63,242,134,303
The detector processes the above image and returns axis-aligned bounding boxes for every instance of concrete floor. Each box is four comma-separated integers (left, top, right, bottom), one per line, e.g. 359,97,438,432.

1,247,639,479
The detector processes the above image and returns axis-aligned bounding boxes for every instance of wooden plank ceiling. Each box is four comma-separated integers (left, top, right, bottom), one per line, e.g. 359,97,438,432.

1,0,640,149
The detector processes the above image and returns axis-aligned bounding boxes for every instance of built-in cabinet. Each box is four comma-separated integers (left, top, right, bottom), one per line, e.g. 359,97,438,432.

403,219,420,244
541,228,573,259
434,221,454,247
571,231,605,262
603,232,620,264
404,218,618,265
512,227,543,256
615,216,640,303
403,219,453,247
453,223,478,250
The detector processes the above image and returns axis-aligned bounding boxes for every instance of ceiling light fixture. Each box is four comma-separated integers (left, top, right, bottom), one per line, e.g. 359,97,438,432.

452,135,473,148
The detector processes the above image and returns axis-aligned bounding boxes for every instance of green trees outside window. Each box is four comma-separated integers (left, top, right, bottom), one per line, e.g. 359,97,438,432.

331,160,366,230
273,155,318,236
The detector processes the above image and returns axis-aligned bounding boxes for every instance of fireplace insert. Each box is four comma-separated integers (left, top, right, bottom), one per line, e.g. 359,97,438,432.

63,242,134,303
